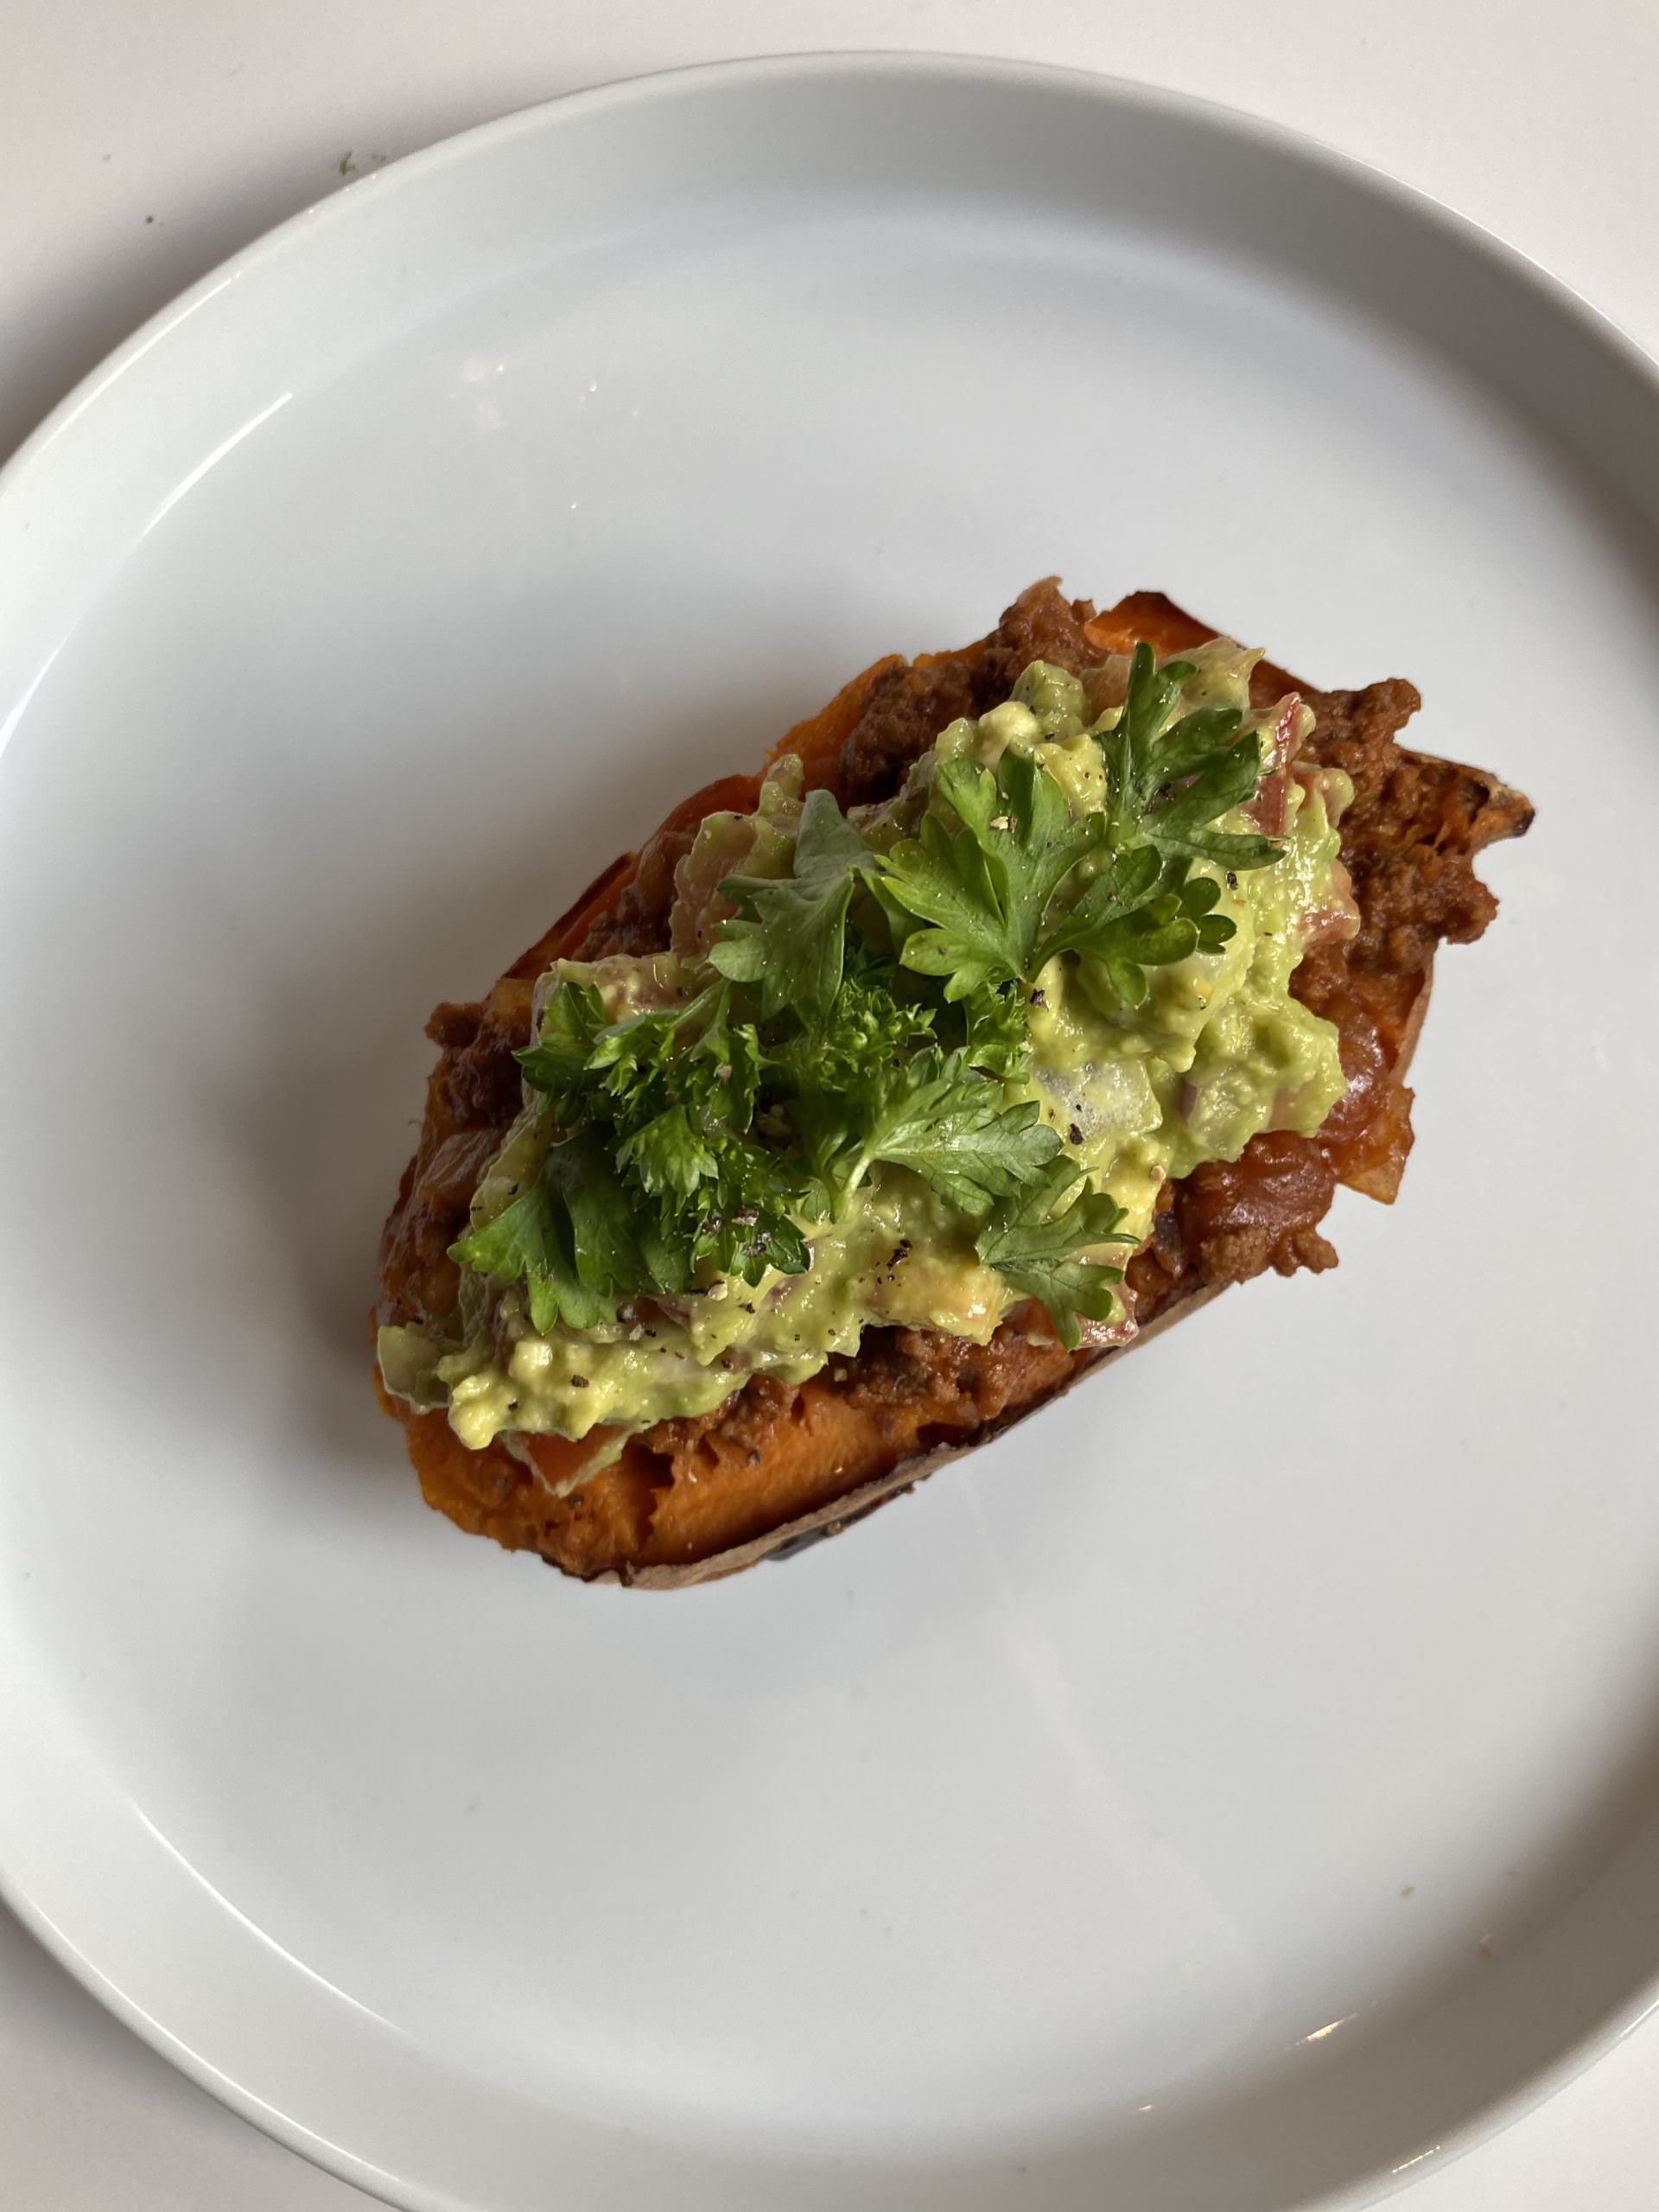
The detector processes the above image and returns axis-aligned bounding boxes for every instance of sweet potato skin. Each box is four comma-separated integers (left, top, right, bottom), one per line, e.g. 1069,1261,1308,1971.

378,584,1531,1584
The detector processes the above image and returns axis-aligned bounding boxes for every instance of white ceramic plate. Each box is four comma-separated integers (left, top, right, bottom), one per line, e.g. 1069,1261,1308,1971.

2,54,1656,2212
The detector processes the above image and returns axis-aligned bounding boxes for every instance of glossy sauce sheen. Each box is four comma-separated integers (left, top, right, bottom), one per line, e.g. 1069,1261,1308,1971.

378,584,1532,1580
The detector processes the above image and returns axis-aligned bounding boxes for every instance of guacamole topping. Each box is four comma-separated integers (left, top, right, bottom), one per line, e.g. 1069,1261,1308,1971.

378,641,1357,1456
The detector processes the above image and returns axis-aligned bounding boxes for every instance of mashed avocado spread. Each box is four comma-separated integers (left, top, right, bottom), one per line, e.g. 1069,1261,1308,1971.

378,641,1357,1459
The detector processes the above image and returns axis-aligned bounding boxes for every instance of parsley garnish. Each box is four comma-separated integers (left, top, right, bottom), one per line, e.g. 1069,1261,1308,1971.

451,641,1285,1348
795,1046,1062,1217
1034,851,1237,1008
452,1130,692,1334
480,982,812,1313
974,1160,1135,1351
709,788,874,1025
874,643,1280,1001
877,748,1104,996
1099,642,1281,872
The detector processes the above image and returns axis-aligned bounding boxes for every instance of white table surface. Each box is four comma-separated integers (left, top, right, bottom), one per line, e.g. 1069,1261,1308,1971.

3,3,1656,2205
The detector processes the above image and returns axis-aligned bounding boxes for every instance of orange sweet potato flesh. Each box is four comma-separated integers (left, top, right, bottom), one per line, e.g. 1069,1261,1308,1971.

378,583,1532,1584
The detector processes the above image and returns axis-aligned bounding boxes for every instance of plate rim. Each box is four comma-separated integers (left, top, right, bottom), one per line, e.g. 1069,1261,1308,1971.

3,46,1658,2212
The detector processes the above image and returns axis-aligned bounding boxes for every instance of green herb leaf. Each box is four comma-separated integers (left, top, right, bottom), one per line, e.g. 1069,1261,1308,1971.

956,975,1032,1078
1100,641,1281,870
450,1131,675,1333
1031,843,1164,969
801,1046,1061,1217
516,979,607,1105
450,1162,587,1336
709,788,873,1024
513,980,811,1289
975,1158,1134,1350
778,970,938,1093
878,747,1103,995
617,1103,720,1198
1036,854,1239,1006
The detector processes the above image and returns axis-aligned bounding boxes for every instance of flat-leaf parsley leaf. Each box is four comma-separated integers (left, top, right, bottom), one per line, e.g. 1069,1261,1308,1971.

709,788,873,1026
877,748,1103,996
973,1158,1135,1350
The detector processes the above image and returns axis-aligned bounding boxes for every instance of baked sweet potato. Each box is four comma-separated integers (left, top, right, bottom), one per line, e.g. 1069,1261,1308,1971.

377,583,1532,1585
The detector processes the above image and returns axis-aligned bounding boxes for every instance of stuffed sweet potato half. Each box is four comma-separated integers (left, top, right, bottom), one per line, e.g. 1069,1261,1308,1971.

376,582,1531,1585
